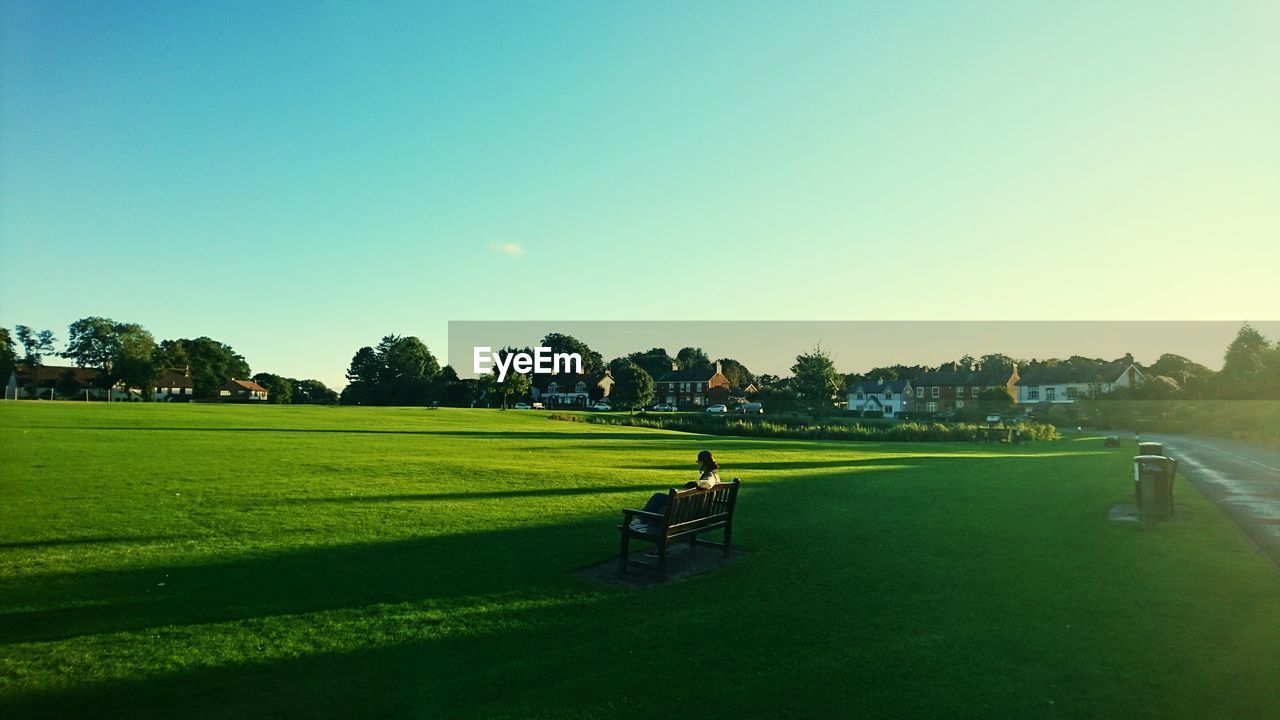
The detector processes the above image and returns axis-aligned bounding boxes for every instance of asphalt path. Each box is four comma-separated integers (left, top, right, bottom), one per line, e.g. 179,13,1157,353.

1141,433,1280,566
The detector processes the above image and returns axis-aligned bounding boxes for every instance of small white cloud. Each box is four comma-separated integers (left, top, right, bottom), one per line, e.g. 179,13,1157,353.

491,242,524,257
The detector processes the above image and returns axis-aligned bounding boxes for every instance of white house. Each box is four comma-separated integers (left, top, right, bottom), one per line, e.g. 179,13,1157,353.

847,379,913,418
1015,358,1146,404
533,371,613,407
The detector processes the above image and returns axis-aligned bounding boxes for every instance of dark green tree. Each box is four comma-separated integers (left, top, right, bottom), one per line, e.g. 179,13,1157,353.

0,328,16,386
791,344,844,415
15,325,57,399
676,347,711,369
289,379,339,404
495,371,531,409
540,333,604,374
608,359,655,412
341,335,443,405
253,373,294,404
1218,324,1272,398
977,386,1015,412
716,358,755,389
627,348,678,381
61,317,121,370
166,337,251,398
978,354,1019,375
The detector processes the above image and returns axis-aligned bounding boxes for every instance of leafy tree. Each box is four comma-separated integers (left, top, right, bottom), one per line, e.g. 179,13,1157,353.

14,325,57,399
0,328,16,386
791,344,844,415
1147,353,1212,397
154,339,191,371
61,317,121,370
755,383,801,413
289,378,338,404
978,354,1019,375
1218,323,1272,398
253,373,293,404
955,354,975,372
540,333,603,375
717,358,754,389
627,348,677,381
164,337,251,398
607,359,654,412
342,335,443,405
495,371,531,409
676,347,710,369
977,386,1015,412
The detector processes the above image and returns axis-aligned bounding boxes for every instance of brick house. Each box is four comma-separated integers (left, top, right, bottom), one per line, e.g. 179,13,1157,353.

654,361,731,408
911,365,1020,413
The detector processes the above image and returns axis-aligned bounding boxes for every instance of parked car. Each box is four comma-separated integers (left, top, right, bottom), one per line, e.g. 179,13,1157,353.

651,403,676,412
934,411,956,421
705,404,728,414
531,402,545,410
513,403,532,410
985,414,1002,423
735,402,764,414
591,402,612,411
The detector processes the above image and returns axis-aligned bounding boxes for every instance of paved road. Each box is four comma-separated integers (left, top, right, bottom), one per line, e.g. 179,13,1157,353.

1142,433,1280,565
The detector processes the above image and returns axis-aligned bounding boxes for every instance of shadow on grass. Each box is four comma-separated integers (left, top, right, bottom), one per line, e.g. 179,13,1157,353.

0,535,204,550
276,485,672,505
0,453,1128,718
0,518,612,645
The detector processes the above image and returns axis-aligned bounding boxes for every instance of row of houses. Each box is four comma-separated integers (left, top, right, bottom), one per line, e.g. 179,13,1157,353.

847,358,1146,417
4,364,268,402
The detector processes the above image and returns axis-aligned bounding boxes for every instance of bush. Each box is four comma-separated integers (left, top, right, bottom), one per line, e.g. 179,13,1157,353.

550,412,1059,443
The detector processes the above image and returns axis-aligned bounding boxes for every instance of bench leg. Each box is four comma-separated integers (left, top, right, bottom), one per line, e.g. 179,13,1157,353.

618,533,630,574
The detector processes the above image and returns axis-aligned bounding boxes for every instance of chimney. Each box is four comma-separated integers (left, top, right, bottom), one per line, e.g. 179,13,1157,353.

672,361,679,371
715,360,722,375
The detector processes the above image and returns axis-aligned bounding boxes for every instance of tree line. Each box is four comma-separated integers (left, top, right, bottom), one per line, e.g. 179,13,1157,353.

0,318,337,403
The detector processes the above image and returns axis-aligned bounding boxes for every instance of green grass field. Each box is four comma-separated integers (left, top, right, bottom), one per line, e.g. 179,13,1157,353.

2,404,1279,719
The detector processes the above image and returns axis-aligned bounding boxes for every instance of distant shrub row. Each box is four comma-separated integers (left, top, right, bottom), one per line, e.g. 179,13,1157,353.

549,412,1060,443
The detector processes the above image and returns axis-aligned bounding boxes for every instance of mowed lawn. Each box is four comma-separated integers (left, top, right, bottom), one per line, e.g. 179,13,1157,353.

1,405,1278,719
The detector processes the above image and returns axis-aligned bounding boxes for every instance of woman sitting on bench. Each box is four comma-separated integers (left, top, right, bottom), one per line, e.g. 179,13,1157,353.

630,450,719,533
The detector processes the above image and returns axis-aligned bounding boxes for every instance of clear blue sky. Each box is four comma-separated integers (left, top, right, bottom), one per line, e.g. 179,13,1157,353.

2,1,1277,389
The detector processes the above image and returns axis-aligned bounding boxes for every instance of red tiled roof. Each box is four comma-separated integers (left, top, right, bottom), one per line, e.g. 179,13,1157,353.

229,379,268,393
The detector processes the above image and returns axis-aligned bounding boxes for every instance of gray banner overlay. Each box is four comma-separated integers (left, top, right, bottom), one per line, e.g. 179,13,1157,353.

447,321,1278,378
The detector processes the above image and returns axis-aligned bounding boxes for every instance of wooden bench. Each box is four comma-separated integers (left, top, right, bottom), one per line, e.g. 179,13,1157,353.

617,479,740,579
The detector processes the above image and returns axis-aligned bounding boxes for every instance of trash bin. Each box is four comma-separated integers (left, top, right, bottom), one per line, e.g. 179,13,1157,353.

1138,441,1164,457
1134,454,1177,526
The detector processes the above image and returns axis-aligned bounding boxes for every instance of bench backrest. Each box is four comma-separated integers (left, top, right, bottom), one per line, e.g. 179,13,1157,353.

663,478,740,532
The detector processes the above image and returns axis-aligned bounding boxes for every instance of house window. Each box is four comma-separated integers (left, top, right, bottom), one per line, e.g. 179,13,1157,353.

931,387,939,399
681,382,689,392
1027,388,1040,400
926,402,938,412
1046,387,1057,401
884,392,891,400
972,387,980,397
955,386,963,397
857,392,864,399
916,387,924,399
1066,386,1078,400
